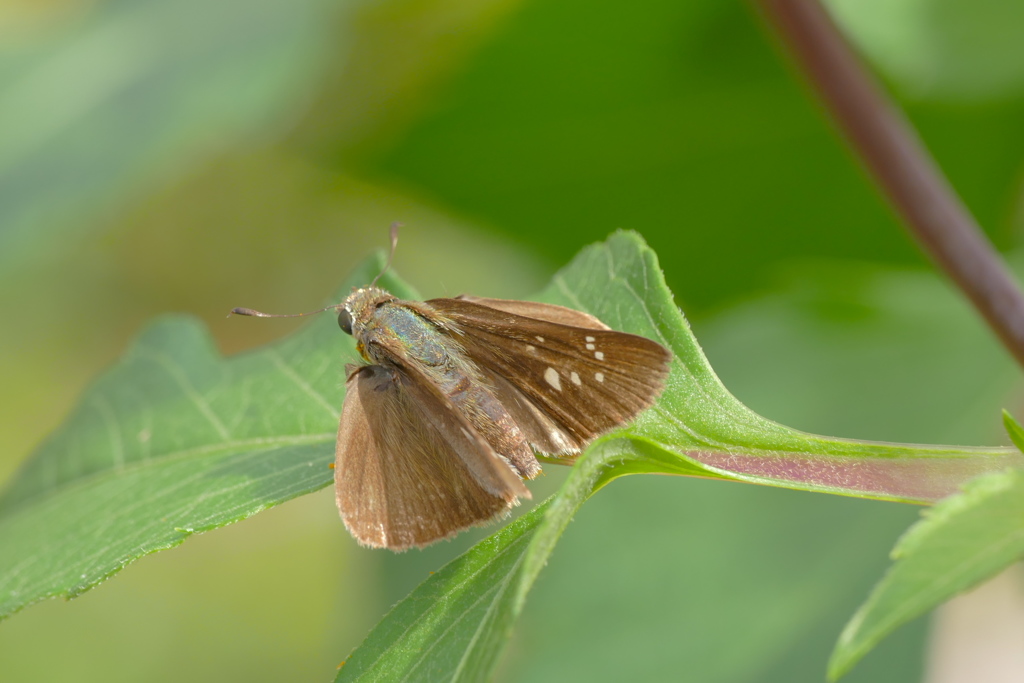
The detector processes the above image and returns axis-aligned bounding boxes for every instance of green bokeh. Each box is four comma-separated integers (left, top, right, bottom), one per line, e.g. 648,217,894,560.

363,0,1024,311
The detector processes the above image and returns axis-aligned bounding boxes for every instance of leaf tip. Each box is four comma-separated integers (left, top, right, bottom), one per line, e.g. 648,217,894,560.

826,656,851,682
827,634,864,681
827,598,875,681
1002,409,1024,454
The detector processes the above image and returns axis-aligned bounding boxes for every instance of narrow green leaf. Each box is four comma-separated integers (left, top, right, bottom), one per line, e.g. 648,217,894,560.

1003,410,1024,454
335,503,550,682
0,255,412,620
336,437,632,683
829,468,1024,680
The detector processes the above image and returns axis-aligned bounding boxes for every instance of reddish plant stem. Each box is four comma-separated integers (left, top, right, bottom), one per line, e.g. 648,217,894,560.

757,0,1024,370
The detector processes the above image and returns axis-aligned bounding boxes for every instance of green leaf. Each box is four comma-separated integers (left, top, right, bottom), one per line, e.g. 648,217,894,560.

536,233,1019,504
829,468,1024,680
0,255,412,620
335,438,631,682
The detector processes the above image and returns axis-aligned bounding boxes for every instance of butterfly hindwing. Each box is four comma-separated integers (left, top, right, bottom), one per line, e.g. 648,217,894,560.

335,363,526,550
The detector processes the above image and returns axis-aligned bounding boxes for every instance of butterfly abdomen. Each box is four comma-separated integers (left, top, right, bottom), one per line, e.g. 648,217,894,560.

440,368,542,480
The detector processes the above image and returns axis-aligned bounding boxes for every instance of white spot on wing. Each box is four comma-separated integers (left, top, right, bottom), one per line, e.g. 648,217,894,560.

595,372,605,383
544,367,562,391
585,343,595,351
526,345,536,352
536,336,545,343
594,351,605,360
570,371,581,386
585,336,596,342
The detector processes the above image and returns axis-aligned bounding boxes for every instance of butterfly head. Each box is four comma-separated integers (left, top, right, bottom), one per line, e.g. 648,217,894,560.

338,286,395,338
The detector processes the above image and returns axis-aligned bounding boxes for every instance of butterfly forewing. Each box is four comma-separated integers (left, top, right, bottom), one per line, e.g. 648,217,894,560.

427,297,671,450
452,295,611,330
335,364,525,550
474,367,584,457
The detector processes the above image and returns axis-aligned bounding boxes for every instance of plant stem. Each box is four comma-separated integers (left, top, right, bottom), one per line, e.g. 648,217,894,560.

756,0,1024,370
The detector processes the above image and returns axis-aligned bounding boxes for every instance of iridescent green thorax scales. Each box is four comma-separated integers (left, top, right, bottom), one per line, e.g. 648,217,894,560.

344,286,460,369
367,303,451,366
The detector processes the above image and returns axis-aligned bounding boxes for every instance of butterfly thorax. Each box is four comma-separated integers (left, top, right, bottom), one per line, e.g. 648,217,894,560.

345,287,455,368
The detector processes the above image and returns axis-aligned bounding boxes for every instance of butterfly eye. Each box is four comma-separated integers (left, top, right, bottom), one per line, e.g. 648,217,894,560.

337,308,353,335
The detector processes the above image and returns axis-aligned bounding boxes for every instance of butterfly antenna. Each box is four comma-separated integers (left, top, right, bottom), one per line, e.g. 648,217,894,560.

228,303,340,319
370,222,402,288
232,223,401,318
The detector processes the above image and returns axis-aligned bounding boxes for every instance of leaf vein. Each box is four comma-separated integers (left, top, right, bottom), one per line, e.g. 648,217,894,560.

448,557,523,683
135,348,231,441
266,349,339,420
359,531,532,678
90,395,124,471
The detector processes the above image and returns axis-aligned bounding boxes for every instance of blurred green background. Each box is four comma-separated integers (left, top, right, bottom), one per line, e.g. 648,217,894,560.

1,0,1023,681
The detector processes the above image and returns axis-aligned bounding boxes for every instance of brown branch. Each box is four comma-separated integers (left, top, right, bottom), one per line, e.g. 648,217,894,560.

757,0,1024,370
